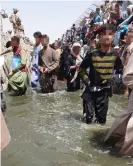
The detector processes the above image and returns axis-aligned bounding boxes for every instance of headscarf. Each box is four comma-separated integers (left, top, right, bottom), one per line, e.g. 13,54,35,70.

127,5,133,13
71,42,81,56
71,43,81,50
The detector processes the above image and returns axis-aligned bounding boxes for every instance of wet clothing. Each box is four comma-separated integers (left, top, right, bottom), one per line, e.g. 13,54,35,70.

79,49,118,86
1,46,28,95
67,74,80,92
38,47,59,93
82,87,109,124
79,49,118,124
8,48,28,95
59,50,70,79
39,72,57,93
65,54,81,92
31,44,42,87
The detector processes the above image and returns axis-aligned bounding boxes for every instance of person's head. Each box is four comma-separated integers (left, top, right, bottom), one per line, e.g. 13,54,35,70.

51,43,55,49
127,5,133,16
110,12,117,24
116,1,123,6
100,5,104,12
105,0,109,6
126,30,133,45
115,3,119,11
54,40,59,50
72,24,75,28
72,43,81,56
41,34,49,47
33,31,42,45
83,39,88,45
11,36,20,47
99,24,116,46
89,12,95,19
96,7,100,13
62,45,70,54
13,8,19,14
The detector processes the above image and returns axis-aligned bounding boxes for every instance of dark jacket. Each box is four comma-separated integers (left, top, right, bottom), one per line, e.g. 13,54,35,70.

60,51,76,78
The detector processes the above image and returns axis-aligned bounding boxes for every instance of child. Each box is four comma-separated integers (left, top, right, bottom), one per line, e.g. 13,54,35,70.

79,24,118,124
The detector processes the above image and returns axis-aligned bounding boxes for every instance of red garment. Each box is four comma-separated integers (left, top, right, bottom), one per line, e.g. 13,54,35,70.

21,67,28,72
13,45,22,56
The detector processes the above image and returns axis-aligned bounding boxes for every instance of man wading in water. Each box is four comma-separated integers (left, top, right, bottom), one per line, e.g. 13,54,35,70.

38,35,59,93
79,24,119,124
30,31,42,87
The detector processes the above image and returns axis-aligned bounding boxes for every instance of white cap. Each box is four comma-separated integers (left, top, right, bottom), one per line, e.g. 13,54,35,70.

127,5,133,12
72,42,81,48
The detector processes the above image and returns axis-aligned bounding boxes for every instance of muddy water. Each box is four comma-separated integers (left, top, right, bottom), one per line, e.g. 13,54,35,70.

1,84,133,166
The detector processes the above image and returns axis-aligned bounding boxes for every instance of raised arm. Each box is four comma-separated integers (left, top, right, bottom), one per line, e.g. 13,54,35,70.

0,48,12,56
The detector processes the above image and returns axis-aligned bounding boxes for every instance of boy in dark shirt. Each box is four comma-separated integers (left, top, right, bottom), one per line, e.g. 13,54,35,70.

79,24,118,124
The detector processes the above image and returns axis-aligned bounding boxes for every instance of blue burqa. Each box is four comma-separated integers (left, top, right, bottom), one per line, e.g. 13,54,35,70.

31,45,41,87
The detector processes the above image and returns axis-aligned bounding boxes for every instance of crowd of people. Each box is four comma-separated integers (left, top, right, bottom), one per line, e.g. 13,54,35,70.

0,0,133,156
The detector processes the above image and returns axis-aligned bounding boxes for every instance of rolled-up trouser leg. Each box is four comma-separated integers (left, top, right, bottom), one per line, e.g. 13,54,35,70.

94,90,109,124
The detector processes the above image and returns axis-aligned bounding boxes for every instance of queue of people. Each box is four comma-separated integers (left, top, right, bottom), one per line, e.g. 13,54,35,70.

0,0,133,156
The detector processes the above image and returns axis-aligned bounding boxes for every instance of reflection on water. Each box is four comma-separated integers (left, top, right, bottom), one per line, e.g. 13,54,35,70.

2,85,133,166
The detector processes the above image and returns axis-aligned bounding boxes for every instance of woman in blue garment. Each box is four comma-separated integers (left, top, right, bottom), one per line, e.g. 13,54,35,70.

30,32,42,87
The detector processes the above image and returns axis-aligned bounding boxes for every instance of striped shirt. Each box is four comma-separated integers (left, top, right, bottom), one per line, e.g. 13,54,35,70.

79,49,118,86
